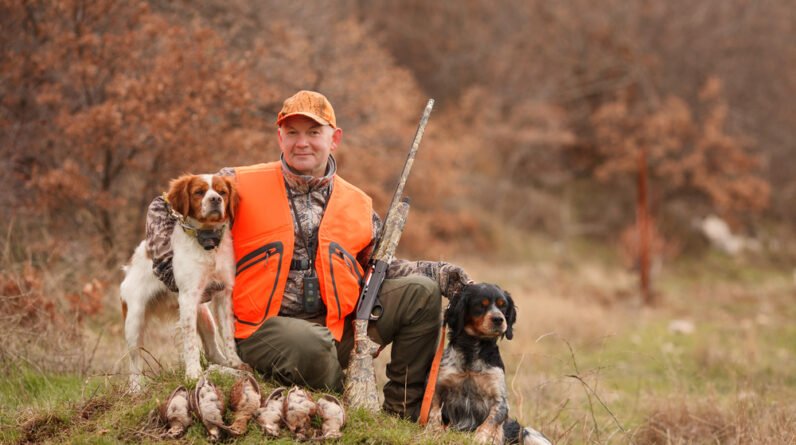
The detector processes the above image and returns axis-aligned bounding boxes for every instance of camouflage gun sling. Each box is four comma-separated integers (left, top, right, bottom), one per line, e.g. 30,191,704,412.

344,99,435,412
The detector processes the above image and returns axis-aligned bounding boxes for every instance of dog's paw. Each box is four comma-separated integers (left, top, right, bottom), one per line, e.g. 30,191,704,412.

235,362,254,373
522,426,553,445
205,363,252,379
128,375,143,394
474,424,503,444
185,365,202,381
424,418,446,434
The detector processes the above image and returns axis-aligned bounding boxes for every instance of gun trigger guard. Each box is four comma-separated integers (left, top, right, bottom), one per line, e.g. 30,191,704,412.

368,299,384,321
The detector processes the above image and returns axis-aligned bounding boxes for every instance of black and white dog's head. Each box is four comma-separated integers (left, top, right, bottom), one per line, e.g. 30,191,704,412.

445,282,517,341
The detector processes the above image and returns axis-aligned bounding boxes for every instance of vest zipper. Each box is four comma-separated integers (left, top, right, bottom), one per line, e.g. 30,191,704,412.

328,242,363,320
234,241,284,326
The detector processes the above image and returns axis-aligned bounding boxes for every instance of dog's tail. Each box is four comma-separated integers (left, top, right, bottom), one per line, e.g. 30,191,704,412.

503,419,553,445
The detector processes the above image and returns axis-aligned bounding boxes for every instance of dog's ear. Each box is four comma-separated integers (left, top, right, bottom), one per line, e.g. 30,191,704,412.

223,176,239,221
445,286,470,340
503,289,517,340
167,174,193,217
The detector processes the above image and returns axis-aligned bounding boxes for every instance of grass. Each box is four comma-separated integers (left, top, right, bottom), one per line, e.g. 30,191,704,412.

0,366,477,444
3,233,796,444
459,235,796,444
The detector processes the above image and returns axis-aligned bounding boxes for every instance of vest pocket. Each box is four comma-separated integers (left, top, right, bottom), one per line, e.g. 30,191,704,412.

328,242,364,320
234,241,284,325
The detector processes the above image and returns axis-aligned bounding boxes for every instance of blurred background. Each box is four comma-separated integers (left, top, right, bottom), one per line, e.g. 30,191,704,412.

1,1,794,443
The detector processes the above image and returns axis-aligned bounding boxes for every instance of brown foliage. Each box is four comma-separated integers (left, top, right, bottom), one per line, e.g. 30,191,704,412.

2,0,793,272
359,0,783,248
591,78,770,221
0,262,58,327
2,0,262,256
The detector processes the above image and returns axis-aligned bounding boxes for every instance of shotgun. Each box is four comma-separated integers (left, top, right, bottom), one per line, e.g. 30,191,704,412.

344,99,434,411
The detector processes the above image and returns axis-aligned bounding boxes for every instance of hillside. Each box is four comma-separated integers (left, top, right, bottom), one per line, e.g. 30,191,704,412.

2,234,795,444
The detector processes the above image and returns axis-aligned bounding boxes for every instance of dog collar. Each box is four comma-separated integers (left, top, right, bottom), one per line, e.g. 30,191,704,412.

163,193,227,250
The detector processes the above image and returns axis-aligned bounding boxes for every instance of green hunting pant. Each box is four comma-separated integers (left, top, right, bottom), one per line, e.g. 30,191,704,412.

235,275,442,420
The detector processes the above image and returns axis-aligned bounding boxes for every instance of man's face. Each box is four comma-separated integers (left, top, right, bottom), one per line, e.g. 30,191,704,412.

278,115,342,177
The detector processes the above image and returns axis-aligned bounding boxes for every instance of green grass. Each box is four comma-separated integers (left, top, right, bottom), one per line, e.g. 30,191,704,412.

0,366,479,444
5,233,796,444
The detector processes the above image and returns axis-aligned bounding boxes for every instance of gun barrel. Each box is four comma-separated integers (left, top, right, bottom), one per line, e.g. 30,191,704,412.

379,99,433,247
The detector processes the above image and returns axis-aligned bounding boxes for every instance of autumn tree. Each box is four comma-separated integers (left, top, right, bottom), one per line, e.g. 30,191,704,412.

1,0,264,260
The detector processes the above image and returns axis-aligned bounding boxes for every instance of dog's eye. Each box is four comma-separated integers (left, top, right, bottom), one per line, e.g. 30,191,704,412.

218,190,227,196
481,298,490,307
194,189,206,197
496,299,505,308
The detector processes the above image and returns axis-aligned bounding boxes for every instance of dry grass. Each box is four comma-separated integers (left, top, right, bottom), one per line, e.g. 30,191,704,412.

3,228,796,444
445,237,796,444
633,395,796,444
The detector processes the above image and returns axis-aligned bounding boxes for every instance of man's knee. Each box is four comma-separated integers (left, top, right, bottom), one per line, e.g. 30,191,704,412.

236,317,343,391
404,275,442,317
395,275,441,306
285,339,342,390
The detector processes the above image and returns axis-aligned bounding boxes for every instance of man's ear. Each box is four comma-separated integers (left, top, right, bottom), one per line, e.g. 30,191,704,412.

224,177,239,221
330,127,343,152
166,175,193,217
503,289,517,340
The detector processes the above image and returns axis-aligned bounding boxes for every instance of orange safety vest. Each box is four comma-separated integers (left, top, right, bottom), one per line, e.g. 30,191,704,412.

230,162,373,341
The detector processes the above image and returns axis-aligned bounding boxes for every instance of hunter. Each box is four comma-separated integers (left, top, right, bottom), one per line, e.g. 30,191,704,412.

144,90,472,420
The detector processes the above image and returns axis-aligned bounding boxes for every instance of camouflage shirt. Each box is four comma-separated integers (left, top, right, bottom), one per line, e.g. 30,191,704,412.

144,155,472,320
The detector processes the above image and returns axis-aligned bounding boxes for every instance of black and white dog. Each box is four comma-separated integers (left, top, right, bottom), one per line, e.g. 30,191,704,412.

426,283,552,445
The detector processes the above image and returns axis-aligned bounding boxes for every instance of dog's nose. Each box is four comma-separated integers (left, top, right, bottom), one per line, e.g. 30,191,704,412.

209,195,222,205
491,315,504,325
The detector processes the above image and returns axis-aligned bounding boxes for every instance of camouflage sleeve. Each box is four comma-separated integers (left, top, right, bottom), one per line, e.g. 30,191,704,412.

386,259,474,299
218,166,235,177
144,195,179,292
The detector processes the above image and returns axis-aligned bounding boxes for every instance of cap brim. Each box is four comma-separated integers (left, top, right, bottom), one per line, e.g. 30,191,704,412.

276,112,332,128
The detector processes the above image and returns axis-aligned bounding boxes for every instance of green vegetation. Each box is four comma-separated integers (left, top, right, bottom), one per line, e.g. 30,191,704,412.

3,236,795,444
0,367,477,444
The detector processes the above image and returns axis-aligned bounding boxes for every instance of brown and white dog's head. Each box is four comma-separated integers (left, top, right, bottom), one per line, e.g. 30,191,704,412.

166,174,239,225
445,283,517,341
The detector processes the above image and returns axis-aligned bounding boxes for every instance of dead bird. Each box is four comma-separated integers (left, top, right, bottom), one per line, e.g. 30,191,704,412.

189,377,228,441
316,394,346,439
159,386,191,438
255,386,286,437
283,386,317,440
227,374,261,436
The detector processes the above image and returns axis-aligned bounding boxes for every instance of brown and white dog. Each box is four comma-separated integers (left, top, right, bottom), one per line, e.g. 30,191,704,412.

427,283,552,445
120,174,244,391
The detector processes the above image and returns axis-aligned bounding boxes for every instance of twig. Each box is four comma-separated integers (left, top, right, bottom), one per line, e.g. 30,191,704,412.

562,338,626,437
546,398,570,426
535,331,556,343
510,352,526,417
81,323,106,378
566,372,625,434
562,339,599,439
138,347,165,377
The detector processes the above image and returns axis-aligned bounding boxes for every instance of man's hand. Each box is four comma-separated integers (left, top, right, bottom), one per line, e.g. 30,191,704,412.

386,260,473,300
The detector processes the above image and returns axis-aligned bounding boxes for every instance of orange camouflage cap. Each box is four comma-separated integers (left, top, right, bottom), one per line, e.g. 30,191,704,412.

276,90,337,128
